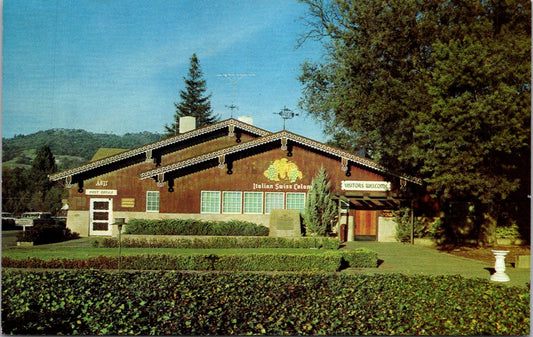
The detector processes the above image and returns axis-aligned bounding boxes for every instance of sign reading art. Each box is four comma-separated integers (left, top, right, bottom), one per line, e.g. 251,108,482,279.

341,181,391,192
86,189,118,196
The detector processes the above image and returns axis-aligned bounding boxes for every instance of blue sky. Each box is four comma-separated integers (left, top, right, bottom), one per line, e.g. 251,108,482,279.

2,0,327,142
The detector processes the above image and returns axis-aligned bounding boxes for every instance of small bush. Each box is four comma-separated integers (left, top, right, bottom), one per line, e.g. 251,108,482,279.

99,236,340,249
124,218,269,236
16,225,79,245
394,208,426,242
2,219,18,230
496,223,521,239
341,248,378,268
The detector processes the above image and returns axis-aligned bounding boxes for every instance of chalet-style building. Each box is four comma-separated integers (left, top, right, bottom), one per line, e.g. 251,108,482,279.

49,116,424,241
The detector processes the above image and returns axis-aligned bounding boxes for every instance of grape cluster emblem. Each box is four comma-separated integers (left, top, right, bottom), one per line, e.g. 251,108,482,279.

263,158,303,183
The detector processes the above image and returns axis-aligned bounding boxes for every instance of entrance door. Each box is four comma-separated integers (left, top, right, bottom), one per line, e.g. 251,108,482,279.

89,198,113,236
354,210,378,240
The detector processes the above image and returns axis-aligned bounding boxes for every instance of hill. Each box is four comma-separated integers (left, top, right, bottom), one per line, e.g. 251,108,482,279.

2,129,162,170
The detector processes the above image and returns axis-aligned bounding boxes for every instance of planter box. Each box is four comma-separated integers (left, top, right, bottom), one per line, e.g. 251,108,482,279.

16,241,34,247
515,255,530,269
496,238,527,246
414,238,436,247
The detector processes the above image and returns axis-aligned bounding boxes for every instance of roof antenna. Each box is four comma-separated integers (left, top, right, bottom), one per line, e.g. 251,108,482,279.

217,73,256,118
273,106,299,130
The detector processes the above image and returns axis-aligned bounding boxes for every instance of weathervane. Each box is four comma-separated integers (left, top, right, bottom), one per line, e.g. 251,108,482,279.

274,106,299,130
217,73,256,118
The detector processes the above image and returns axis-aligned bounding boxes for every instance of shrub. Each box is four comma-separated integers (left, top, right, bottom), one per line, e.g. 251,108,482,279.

15,225,79,245
2,249,372,271
496,223,521,239
2,219,18,230
394,208,426,242
2,271,529,335
124,219,269,236
99,236,340,249
341,248,378,268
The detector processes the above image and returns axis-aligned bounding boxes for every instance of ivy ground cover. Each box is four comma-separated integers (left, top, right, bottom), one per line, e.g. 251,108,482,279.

2,270,529,335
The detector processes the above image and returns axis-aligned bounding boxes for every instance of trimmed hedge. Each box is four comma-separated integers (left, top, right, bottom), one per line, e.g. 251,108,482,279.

341,248,378,268
124,219,269,236
98,236,341,249
2,271,529,335
2,249,377,271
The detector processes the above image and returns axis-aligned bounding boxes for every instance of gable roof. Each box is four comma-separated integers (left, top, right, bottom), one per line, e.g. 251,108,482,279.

90,148,128,162
141,130,423,185
49,118,271,182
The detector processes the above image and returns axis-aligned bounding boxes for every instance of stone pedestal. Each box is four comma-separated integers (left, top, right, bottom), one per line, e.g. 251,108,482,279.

490,250,510,282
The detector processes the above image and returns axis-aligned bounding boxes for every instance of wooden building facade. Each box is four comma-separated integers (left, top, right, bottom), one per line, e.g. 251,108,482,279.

49,117,423,240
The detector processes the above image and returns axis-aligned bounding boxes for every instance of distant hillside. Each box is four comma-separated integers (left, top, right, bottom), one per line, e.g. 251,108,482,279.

2,129,162,170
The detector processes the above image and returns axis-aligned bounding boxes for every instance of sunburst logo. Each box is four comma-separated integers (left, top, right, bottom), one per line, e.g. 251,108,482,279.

263,158,303,183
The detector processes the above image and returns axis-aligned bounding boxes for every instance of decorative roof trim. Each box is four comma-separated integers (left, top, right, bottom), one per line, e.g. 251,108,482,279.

140,130,423,185
49,119,271,181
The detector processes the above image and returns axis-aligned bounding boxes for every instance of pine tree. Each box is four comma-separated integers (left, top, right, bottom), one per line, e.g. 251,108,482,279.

31,145,57,191
165,54,219,137
303,167,338,236
30,146,65,213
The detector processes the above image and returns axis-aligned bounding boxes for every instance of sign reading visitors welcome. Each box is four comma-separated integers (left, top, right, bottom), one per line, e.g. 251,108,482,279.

341,181,391,192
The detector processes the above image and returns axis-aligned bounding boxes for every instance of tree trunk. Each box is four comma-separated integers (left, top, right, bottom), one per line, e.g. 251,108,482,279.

479,207,498,247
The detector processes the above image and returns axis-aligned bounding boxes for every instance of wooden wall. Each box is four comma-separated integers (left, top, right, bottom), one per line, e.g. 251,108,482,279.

69,137,397,218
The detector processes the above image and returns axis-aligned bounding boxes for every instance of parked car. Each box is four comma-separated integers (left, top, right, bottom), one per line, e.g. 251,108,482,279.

15,212,54,228
2,212,17,220
2,212,19,230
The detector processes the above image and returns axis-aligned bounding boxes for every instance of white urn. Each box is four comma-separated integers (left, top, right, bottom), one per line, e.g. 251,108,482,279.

490,250,510,282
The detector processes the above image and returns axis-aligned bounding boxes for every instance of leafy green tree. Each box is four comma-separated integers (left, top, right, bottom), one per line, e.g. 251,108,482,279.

303,167,338,236
2,167,31,214
165,54,219,137
299,0,530,245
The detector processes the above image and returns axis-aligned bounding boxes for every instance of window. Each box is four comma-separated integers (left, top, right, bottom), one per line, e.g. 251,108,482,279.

244,192,263,214
265,192,284,214
201,191,221,213
286,193,306,212
146,191,159,212
222,191,242,214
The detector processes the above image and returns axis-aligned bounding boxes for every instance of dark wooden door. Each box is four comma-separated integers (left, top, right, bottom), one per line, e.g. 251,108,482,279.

354,210,378,238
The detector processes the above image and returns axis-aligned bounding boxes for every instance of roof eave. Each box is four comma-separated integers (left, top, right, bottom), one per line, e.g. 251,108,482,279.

141,130,423,185
49,118,271,182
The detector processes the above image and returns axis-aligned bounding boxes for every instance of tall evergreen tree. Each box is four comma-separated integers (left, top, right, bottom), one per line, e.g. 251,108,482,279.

165,54,219,137
29,145,65,213
298,0,530,245
31,145,57,192
303,167,338,236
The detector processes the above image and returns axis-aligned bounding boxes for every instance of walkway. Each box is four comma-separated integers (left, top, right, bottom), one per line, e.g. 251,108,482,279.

343,241,530,288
